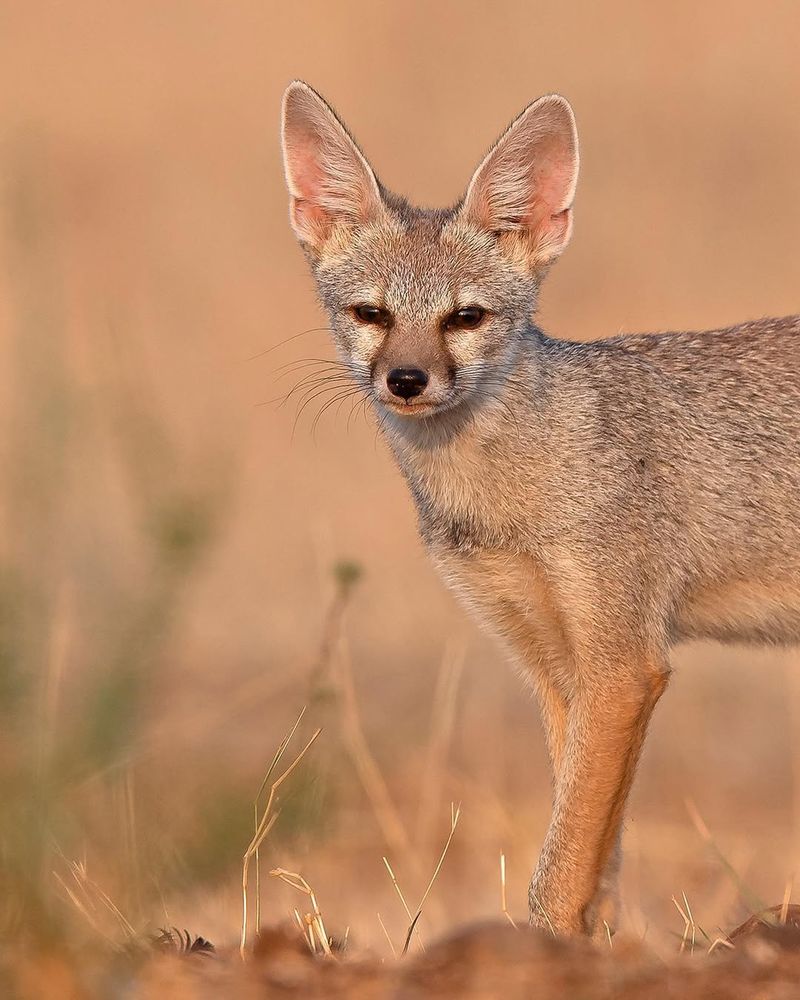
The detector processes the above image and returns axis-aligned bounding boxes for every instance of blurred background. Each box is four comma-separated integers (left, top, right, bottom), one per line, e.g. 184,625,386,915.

1,0,800,962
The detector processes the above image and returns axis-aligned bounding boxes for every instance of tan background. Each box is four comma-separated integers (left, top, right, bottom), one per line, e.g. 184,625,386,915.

1,0,800,952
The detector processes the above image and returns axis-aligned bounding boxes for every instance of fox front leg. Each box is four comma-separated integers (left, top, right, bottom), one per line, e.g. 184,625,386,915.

528,651,668,936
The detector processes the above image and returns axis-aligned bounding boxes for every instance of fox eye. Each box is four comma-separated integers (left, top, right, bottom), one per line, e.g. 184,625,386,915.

445,306,486,330
352,304,391,326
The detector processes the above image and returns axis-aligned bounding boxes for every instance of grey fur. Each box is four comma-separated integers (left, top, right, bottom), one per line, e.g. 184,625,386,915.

280,80,800,937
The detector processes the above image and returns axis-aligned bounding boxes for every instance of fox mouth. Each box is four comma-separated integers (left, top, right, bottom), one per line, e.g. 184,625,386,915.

380,397,445,417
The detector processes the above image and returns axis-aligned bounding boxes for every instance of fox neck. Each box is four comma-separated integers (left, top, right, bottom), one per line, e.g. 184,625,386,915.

378,331,547,551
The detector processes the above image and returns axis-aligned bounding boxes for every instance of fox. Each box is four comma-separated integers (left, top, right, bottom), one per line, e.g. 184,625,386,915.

279,80,800,938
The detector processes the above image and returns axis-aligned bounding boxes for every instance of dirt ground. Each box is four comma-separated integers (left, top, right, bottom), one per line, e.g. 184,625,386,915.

12,919,800,1000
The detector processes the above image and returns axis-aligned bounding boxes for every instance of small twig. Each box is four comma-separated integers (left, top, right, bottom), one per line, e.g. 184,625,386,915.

686,891,712,946
293,909,315,954
382,857,422,952
270,869,332,956
382,857,415,924
254,802,261,933
304,913,318,953
683,891,697,953
402,912,423,957
500,852,517,928
671,891,710,952
401,803,461,956
415,804,461,915
377,913,397,959
253,812,278,933
672,895,689,954
708,936,735,955
252,706,307,939
781,875,794,924
672,894,695,954
292,907,313,951
53,853,136,944
53,871,112,943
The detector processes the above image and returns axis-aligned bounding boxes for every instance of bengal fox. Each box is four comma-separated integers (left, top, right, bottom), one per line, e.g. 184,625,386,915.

279,80,800,937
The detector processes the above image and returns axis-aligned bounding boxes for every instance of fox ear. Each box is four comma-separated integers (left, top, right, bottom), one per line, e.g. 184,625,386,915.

281,81,383,254
461,95,579,266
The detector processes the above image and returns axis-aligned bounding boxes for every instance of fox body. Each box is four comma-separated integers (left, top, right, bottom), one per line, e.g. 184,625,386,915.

280,81,800,936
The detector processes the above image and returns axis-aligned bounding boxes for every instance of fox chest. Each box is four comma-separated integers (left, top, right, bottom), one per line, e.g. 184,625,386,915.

427,537,575,683
407,456,527,555
401,450,580,671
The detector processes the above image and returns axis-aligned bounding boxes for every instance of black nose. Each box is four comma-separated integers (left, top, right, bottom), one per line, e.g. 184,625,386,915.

386,368,429,400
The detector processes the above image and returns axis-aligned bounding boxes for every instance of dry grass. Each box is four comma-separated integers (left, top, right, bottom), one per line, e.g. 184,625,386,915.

240,710,321,956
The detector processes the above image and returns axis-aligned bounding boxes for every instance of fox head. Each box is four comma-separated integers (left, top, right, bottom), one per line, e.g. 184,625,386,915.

280,81,578,420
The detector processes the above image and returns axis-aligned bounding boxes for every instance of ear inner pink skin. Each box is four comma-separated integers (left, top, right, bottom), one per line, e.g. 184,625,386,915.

281,82,383,251
460,95,579,263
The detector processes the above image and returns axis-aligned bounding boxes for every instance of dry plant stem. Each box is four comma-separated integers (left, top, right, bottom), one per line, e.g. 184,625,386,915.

305,914,319,953
414,803,461,915
402,913,423,956
53,856,136,944
781,876,794,923
682,891,707,945
382,857,421,950
672,894,695,954
500,852,517,928
253,708,307,824
708,936,735,955
254,815,260,933
293,908,316,955
270,869,332,956
71,860,136,937
52,872,115,945
251,813,278,934
377,913,397,959
251,712,300,942
240,717,321,959
249,706,310,936
401,803,462,956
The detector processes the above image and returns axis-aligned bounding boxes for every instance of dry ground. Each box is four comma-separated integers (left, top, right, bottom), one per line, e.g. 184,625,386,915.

12,919,800,999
